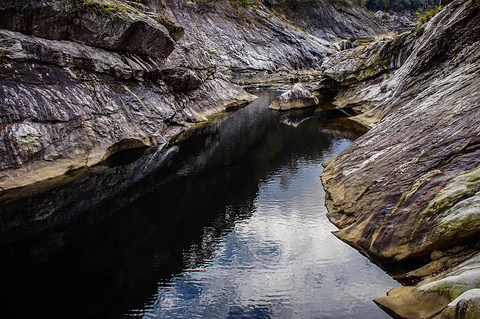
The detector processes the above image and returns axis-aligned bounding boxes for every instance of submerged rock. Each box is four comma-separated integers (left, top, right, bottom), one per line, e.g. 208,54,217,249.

269,83,319,111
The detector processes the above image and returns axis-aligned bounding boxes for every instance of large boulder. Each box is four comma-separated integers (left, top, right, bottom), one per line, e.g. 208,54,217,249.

269,83,319,111
0,0,180,58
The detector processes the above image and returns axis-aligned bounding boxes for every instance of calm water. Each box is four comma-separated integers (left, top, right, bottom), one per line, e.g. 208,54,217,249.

0,91,399,318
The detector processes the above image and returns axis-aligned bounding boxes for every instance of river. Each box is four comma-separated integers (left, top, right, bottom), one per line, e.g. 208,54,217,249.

0,90,399,318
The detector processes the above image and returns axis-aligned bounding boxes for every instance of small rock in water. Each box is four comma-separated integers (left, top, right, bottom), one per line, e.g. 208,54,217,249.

269,83,319,111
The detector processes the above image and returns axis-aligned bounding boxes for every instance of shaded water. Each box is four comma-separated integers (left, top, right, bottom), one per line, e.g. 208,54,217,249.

0,91,399,318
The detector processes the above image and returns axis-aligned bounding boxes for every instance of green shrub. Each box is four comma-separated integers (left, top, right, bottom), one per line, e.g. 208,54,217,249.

419,6,442,24
237,0,251,8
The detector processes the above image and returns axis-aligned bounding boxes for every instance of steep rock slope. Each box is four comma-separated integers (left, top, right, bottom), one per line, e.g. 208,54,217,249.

0,0,382,190
321,0,480,316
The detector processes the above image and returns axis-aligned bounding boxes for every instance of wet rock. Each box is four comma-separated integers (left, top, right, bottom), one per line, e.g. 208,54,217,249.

269,83,319,111
376,253,480,319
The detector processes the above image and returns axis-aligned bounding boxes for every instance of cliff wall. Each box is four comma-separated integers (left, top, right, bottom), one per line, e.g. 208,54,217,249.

0,0,384,190
320,0,480,316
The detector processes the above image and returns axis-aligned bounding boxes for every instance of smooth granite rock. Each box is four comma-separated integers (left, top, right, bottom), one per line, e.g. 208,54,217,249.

0,0,385,190
321,0,480,262
268,83,319,111
321,0,480,317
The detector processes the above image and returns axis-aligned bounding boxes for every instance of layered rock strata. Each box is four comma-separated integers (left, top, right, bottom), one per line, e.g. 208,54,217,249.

321,0,480,316
0,0,362,190
268,83,319,110
0,0,389,191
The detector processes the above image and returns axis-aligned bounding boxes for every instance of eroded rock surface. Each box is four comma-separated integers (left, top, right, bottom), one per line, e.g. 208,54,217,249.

0,0,390,191
376,254,480,319
322,0,480,261
321,0,480,317
268,83,319,111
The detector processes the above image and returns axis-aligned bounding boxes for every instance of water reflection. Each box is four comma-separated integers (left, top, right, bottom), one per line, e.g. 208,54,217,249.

0,91,398,319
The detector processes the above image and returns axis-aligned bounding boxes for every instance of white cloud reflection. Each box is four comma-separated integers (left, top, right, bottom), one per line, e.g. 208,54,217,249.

146,142,398,319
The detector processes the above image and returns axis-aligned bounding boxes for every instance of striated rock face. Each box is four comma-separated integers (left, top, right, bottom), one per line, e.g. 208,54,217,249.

375,253,480,318
268,83,319,111
322,0,480,261
321,0,480,316
0,0,388,191
0,27,256,189
275,0,386,40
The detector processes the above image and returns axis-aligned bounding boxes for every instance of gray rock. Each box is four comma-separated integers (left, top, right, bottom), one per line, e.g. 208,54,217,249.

338,39,354,51
268,83,319,111
0,1,178,58
321,0,480,261
321,0,480,316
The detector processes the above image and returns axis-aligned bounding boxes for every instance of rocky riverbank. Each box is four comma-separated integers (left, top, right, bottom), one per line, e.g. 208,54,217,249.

0,0,390,247
320,0,480,317
2,0,478,317
0,0,387,191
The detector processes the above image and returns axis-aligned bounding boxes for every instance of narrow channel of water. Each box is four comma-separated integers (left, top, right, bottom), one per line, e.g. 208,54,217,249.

0,90,399,318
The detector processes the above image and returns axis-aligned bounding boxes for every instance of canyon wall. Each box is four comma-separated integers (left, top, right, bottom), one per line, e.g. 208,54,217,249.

321,0,480,316
0,0,384,190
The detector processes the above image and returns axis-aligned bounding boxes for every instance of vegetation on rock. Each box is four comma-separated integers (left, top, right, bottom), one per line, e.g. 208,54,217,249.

366,0,451,11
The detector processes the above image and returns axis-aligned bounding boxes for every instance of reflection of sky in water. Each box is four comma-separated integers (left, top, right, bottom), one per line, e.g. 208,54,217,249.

145,140,398,319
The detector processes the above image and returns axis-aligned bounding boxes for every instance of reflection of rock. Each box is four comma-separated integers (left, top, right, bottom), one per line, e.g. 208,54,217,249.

269,84,319,111
272,107,316,128
0,92,366,247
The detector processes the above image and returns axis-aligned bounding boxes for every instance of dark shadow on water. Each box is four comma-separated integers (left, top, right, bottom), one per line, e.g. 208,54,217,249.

0,90,369,319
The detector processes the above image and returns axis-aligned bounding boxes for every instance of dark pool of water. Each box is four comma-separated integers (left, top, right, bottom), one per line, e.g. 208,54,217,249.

0,91,399,318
